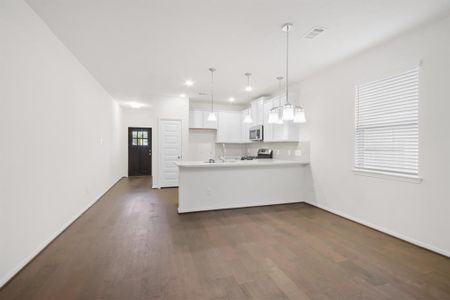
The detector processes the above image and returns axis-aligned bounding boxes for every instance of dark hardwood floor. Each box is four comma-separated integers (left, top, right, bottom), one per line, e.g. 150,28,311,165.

1,177,450,300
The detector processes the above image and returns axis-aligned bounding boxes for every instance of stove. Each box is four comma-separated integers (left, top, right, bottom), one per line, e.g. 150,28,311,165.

241,148,273,160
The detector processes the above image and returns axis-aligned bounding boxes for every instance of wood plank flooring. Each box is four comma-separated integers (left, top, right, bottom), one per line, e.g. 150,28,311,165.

1,176,450,299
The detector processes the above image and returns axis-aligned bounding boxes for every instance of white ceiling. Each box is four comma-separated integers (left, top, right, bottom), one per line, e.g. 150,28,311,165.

27,0,450,104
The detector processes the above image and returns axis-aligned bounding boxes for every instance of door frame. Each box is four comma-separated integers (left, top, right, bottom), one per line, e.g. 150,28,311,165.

128,127,152,177
158,118,183,188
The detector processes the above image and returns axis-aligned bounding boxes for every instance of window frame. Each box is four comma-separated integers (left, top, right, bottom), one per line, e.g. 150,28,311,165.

131,130,149,147
353,67,422,183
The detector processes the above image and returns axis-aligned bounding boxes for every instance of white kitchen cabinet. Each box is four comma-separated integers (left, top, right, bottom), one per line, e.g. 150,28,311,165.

264,96,300,142
250,97,265,126
263,99,274,142
189,110,217,129
256,98,265,125
241,109,252,143
217,111,242,143
203,111,217,129
189,110,203,128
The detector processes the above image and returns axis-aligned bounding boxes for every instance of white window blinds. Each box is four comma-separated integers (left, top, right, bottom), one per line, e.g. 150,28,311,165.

354,67,419,177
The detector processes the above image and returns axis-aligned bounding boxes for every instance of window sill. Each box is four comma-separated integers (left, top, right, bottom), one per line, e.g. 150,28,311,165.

352,169,423,184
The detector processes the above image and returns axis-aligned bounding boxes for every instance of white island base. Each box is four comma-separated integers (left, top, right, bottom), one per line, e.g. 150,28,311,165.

176,160,311,213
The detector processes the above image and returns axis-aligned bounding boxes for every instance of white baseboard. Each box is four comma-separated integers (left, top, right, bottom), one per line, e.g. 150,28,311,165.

0,177,123,288
307,201,450,258
178,200,304,214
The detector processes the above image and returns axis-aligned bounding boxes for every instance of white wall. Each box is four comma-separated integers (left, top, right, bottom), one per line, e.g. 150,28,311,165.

188,129,217,161
0,0,124,286
190,101,246,112
120,96,189,187
299,14,450,256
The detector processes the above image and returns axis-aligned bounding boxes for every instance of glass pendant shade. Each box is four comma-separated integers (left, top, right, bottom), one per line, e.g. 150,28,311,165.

293,108,306,123
275,115,284,124
282,104,295,121
243,114,253,124
207,112,217,122
268,110,279,124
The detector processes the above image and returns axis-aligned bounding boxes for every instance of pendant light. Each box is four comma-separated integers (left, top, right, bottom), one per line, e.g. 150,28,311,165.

268,76,284,124
207,67,217,121
294,107,306,123
280,23,306,123
243,72,253,124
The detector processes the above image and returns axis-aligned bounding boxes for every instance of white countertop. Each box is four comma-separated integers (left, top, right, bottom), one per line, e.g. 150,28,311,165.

176,159,309,168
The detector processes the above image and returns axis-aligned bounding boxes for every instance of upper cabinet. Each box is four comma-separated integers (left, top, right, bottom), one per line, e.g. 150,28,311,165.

189,93,302,143
241,109,251,143
189,110,217,129
250,97,265,125
216,111,242,143
189,110,203,128
203,111,218,129
263,100,274,142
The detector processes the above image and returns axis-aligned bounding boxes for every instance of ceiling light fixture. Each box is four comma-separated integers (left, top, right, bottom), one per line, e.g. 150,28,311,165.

207,67,217,122
129,102,143,109
294,106,306,123
179,93,187,98
280,23,306,123
243,72,253,124
229,97,235,102
244,72,253,92
184,79,194,87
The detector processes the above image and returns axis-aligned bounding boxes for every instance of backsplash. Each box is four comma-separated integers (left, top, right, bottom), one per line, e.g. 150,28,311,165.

215,141,310,162
188,127,310,162
246,141,310,162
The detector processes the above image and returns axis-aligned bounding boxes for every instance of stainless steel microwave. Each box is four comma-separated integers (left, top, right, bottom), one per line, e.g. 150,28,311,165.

249,125,264,141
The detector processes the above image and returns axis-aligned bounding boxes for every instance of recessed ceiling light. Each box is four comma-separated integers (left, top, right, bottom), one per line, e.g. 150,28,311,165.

129,102,143,109
229,97,235,102
245,86,253,92
184,80,194,87
179,93,187,98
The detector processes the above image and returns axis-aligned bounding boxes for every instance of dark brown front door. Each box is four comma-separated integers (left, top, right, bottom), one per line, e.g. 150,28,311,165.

128,127,152,176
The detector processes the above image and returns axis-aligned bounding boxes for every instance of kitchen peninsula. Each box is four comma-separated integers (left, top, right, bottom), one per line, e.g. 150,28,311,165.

176,159,311,213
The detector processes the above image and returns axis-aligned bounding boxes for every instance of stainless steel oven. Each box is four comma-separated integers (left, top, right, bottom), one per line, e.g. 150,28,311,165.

249,125,263,141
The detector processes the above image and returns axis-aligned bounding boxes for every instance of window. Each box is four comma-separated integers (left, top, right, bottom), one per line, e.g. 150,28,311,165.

132,130,149,146
354,67,419,178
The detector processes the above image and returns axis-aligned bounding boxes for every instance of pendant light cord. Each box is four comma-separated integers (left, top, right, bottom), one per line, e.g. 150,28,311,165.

211,71,213,112
245,73,251,116
279,77,283,107
247,75,250,103
285,26,290,105
274,76,284,108
209,68,215,112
